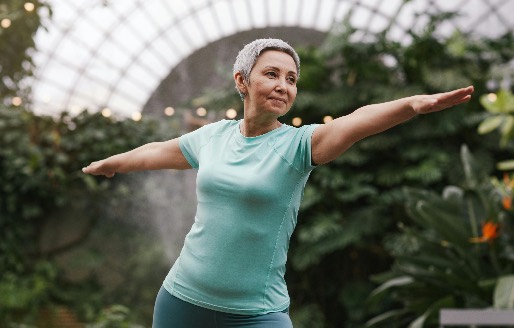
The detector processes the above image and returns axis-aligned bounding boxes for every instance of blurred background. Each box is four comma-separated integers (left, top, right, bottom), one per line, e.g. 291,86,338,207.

1,0,514,327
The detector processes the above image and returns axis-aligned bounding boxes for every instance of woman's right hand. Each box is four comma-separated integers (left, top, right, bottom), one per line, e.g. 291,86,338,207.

82,160,115,177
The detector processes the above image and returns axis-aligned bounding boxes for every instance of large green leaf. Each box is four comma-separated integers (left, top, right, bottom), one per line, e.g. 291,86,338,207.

369,276,414,299
366,309,410,328
497,160,514,171
477,115,504,135
411,200,470,248
494,275,514,309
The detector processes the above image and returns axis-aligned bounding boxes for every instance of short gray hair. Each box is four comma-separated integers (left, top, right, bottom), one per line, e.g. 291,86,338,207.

233,38,300,99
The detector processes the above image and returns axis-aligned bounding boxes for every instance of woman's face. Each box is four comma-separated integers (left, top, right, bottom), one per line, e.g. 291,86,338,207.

243,50,298,118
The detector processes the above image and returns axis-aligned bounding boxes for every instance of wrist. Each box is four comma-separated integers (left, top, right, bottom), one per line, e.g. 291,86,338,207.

399,96,418,117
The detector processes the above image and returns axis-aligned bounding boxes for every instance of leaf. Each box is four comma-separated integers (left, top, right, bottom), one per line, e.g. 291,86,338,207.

479,89,514,114
369,276,414,298
500,115,514,147
497,160,514,171
477,115,503,135
480,94,503,114
497,89,514,114
461,144,487,186
366,309,409,327
413,200,470,248
408,295,454,328
493,275,514,309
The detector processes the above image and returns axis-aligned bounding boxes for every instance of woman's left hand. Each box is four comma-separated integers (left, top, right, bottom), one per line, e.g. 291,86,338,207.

411,85,474,114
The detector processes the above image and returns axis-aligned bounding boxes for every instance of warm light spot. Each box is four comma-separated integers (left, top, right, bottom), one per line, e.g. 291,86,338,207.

24,2,35,11
132,112,142,121
487,93,497,102
101,108,112,117
164,106,175,116
323,115,334,123
1,19,11,28
226,108,237,119
12,97,22,106
196,107,207,117
292,117,302,126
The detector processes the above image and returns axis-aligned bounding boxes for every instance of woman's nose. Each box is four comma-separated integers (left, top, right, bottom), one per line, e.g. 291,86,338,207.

275,78,287,93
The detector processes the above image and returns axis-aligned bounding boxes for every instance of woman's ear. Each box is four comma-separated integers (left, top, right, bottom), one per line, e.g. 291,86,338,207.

234,71,247,95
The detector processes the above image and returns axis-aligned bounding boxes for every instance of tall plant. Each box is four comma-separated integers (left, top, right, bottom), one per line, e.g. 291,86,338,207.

285,17,512,328
367,145,514,327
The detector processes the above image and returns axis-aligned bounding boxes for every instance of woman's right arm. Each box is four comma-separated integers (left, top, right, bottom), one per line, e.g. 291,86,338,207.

82,138,191,177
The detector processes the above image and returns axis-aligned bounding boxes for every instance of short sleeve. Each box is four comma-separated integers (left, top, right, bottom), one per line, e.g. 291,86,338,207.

295,124,320,172
179,120,227,168
275,124,320,173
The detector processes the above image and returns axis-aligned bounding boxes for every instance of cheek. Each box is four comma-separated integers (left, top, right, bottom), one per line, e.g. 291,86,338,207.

252,80,274,95
290,87,298,99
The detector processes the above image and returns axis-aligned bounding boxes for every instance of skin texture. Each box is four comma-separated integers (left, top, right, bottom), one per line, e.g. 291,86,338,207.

311,86,474,164
82,49,474,176
232,38,300,100
235,50,298,137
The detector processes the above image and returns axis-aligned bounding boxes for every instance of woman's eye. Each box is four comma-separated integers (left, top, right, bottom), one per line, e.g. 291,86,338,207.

287,77,296,84
266,72,277,78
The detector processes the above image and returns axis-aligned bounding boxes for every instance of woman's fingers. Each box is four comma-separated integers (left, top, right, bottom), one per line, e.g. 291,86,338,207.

82,161,115,177
437,86,474,103
415,86,474,114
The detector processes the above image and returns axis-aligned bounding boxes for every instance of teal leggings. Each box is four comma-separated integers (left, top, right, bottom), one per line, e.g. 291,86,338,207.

152,287,293,328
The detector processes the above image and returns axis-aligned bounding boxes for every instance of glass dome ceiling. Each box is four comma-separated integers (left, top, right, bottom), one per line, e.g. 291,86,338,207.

31,0,514,118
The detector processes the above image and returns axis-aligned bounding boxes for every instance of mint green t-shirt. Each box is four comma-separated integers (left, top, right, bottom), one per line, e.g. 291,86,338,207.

163,119,319,315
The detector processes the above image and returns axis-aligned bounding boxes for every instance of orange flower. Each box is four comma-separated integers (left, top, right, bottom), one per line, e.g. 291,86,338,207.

470,221,500,243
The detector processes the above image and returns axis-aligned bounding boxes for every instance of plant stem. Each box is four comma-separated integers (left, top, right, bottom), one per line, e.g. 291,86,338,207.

467,198,479,239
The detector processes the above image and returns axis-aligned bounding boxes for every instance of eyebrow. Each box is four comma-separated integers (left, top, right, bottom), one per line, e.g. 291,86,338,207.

263,65,297,76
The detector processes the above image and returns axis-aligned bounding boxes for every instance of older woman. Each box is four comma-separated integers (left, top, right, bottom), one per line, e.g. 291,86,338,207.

82,38,474,328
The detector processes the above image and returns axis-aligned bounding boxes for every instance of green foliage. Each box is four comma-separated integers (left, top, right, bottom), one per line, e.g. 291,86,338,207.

478,89,514,170
286,18,511,327
0,261,56,321
0,0,50,99
367,146,514,327
0,105,171,325
88,305,144,328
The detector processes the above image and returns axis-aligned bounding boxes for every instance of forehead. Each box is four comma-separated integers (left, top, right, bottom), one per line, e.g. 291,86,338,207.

253,50,297,74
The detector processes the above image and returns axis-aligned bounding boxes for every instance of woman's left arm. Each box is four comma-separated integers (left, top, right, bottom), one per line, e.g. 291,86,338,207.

311,86,474,165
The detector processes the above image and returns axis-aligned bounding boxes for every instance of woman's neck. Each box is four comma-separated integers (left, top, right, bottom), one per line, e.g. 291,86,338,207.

240,118,281,137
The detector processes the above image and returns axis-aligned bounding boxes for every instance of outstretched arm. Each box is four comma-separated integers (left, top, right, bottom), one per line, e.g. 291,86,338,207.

82,138,191,177
311,86,474,165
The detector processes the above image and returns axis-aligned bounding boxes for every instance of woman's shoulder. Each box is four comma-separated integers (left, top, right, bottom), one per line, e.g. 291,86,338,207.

210,119,238,129
193,119,238,136
272,123,320,150
277,123,320,139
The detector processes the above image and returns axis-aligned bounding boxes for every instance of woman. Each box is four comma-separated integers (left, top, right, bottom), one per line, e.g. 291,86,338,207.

82,38,474,327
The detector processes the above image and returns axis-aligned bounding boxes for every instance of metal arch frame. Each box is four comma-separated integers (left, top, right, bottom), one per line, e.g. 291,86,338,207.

62,1,160,110
469,0,511,35
97,0,411,113
31,0,514,116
